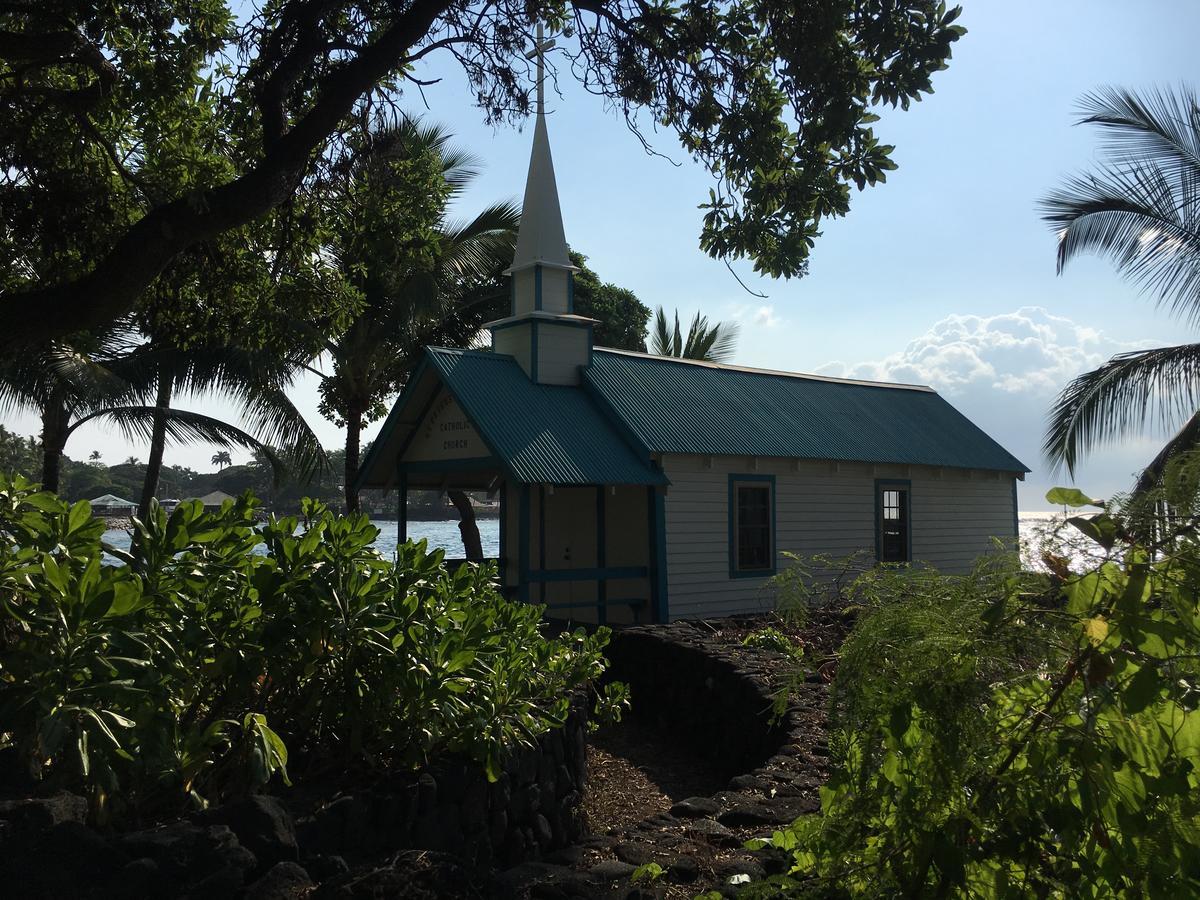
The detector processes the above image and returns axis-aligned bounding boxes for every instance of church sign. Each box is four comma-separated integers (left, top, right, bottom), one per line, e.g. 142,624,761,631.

402,392,484,462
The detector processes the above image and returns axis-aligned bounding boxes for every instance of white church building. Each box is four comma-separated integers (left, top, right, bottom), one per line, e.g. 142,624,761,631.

357,71,1028,624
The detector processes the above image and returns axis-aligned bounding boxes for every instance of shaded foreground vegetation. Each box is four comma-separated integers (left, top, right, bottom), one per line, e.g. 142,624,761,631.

727,457,1200,898
0,475,623,824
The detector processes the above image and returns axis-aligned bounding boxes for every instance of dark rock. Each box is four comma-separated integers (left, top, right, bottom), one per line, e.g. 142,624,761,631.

460,777,488,834
712,857,766,882
588,860,636,882
642,812,678,829
120,821,255,887
668,855,700,884
544,845,585,866
728,774,768,791
533,813,554,848
717,803,780,827
417,773,438,813
244,861,313,900
0,791,88,832
206,795,298,869
683,817,740,847
306,795,370,855
494,861,573,898
669,796,720,819
305,854,349,883
614,841,655,866
121,857,164,897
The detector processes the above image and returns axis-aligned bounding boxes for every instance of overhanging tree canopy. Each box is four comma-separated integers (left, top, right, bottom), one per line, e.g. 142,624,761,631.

0,0,964,347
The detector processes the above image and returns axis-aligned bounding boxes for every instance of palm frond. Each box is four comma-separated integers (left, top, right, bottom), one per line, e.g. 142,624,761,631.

1043,342,1200,476
70,406,286,482
1133,409,1200,494
1042,165,1200,323
650,307,674,356
1042,85,1200,324
1078,85,1200,185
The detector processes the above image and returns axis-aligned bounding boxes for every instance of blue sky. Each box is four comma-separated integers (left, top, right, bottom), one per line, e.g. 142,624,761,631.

8,0,1198,508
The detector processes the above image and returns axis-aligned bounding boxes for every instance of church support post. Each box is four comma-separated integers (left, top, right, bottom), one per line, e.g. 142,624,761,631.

519,484,531,604
648,484,668,623
596,485,607,626
398,471,408,546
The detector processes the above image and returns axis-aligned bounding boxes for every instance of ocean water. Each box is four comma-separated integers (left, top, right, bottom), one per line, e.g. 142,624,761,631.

102,518,501,560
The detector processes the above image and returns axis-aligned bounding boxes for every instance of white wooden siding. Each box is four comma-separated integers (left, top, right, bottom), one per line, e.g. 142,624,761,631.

539,267,570,314
534,322,589,385
492,325,531,374
661,455,1018,621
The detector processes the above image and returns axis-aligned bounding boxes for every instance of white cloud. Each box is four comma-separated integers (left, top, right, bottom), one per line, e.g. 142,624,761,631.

728,302,784,329
815,307,1172,506
817,306,1127,395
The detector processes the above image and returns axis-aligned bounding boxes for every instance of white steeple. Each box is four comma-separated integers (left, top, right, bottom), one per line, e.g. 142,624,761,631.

509,22,575,273
510,113,573,271
488,22,596,386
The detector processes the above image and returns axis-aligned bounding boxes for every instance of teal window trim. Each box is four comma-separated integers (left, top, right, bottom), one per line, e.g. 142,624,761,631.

874,478,912,563
728,473,776,579
1011,477,1019,541
534,264,543,311
530,320,539,382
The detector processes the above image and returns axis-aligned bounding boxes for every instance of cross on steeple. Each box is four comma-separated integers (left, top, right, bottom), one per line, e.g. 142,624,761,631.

525,22,556,116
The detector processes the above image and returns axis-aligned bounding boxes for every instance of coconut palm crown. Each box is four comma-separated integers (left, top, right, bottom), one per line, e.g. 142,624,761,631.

1040,86,1200,491
650,307,740,363
309,118,518,513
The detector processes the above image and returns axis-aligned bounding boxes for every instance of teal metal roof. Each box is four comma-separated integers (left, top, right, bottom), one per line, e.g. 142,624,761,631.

423,348,667,486
583,350,1029,473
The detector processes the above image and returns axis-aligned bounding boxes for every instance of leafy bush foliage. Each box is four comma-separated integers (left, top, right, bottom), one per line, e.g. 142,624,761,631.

747,457,1200,897
742,626,804,660
0,475,618,820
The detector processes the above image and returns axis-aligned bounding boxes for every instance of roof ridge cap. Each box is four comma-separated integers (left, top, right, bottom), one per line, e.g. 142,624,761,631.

592,346,935,392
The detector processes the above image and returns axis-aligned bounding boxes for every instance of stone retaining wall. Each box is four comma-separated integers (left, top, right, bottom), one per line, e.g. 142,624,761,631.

299,693,589,872
603,625,787,779
0,696,590,898
499,622,833,898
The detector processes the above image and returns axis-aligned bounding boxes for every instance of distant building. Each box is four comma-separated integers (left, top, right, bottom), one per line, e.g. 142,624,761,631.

357,68,1028,625
190,490,236,510
89,494,137,517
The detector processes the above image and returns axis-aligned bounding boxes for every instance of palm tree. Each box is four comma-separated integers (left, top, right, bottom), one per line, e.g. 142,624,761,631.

1040,87,1200,492
0,324,311,497
211,450,233,470
312,119,517,517
650,307,740,362
88,450,102,462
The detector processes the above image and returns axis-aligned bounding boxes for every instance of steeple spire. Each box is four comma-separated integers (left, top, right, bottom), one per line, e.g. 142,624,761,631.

509,23,573,272
488,22,595,387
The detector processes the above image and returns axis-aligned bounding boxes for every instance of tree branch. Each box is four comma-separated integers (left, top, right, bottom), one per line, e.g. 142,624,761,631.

0,0,456,349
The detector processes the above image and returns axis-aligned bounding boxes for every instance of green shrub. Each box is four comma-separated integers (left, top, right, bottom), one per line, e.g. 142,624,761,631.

742,626,804,660
745,459,1200,898
0,475,618,820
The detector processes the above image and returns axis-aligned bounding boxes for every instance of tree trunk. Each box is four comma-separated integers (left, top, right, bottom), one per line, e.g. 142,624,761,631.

447,490,483,562
39,399,70,494
344,400,362,513
139,375,173,521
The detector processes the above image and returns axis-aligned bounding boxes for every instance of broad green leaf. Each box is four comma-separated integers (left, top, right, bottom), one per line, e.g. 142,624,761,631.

1046,487,1103,508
